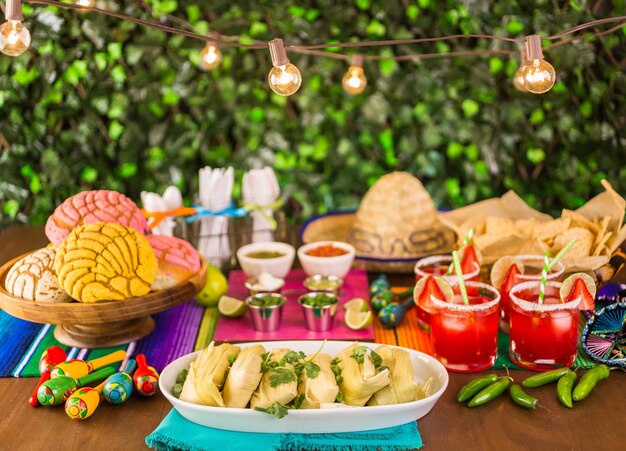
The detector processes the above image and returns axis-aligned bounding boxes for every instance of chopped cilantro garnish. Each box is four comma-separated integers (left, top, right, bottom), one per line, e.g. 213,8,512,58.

254,402,288,419
269,367,298,387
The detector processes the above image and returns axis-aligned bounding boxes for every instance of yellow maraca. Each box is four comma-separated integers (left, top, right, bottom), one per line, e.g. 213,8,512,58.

64,380,107,421
52,350,126,379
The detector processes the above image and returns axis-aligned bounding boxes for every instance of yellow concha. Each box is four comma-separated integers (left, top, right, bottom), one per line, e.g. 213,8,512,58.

54,222,157,302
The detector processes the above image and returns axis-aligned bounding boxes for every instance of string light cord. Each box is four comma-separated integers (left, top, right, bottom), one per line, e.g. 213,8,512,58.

14,0,626,63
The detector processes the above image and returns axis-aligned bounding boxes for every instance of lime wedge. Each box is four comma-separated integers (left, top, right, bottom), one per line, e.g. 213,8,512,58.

344,297,369,312
218,296,248,318
345,309,373,330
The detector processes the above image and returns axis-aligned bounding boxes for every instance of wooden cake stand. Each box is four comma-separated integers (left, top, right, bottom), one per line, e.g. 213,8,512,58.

0,254,208,348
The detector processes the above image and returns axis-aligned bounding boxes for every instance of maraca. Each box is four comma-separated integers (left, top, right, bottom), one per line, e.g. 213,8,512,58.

378,297,415,328
38,366,116,407
103,359,137,405
29,346,67,407
65,380,107,420
370,274,391,296
51,349,126,379
133,354,159,396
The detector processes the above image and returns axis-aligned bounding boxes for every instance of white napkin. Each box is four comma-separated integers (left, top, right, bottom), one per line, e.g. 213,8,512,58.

242,167,280,243
140,186,183,236
198,166,234,266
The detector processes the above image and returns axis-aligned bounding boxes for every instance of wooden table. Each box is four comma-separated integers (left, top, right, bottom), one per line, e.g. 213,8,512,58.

0,225,624,451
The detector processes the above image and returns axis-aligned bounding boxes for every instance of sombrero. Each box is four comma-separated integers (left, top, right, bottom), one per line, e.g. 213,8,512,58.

300,172,457,273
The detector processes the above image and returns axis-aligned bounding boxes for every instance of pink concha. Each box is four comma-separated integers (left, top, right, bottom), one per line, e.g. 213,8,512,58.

46,190,150,246
146,235,201,273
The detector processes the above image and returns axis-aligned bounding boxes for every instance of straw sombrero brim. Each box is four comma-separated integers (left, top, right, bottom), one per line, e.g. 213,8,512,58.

300,211,457,273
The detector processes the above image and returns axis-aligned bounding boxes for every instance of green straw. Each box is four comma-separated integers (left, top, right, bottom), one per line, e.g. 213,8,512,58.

452,250,469,305
548,239,577,271
446,228,475,275
538,251,551,304
537,239,576,304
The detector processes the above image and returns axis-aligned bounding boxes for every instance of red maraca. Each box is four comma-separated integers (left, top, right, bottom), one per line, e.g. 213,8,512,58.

133,354,159,396
29,346,67,407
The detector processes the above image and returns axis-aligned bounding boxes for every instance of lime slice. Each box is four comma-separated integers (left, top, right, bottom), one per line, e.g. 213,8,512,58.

560,273,596,308
218,296,248,318
344,297,369,312
413,275,454,305
345,309,373,330
490,256,524,290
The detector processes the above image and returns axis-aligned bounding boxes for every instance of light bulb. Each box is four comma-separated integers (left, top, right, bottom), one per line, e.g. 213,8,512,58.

521,35,556,94
268,63,302,96
267,39,301,96
200,44,222,70
342,66,367,95
521,59,556,94
0,20,30,56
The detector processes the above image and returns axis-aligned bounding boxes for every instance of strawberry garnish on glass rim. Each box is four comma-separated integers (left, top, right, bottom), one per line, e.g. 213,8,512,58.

560,273,597,310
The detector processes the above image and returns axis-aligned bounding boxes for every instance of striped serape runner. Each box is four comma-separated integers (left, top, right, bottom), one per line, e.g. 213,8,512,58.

0,300,220,378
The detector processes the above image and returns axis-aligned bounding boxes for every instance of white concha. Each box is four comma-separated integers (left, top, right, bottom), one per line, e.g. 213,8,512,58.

5,247,72,302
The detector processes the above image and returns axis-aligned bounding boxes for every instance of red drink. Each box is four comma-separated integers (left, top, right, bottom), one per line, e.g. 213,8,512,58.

498,255,565,333
509,281,580,371
430,282,500,372
414,255,480,332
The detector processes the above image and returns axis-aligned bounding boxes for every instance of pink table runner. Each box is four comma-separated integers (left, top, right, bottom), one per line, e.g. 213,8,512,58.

214,269,375,342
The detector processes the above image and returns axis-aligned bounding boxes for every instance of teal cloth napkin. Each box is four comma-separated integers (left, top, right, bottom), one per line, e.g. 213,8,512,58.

146,409,423,451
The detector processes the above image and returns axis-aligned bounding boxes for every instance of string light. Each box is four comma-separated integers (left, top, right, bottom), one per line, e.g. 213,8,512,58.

513,49,529,92
520,35,557,94
199,33,222,70
6,1,626,96
0,0,30,57
342,55,367,95
267,38,301,96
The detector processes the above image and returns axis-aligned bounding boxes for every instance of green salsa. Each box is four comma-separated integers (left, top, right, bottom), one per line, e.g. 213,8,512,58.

246,250,285,259
301,293,338,307
248,294,285,307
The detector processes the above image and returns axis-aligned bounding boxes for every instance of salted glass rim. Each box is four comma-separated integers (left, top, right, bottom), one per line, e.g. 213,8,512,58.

509,280,581,311
429,281,500,313
513,255,565,281
414,255,480,282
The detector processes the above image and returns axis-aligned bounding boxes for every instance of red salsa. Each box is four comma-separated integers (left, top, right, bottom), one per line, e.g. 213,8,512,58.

306,244,349,257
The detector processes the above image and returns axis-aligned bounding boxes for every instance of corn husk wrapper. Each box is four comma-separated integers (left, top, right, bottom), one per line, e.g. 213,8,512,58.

249,349,298,410
337,343,390,407
222,345,266,408
440,180,626,272
188,341,240,407
179,361,204,405
297,353,339,409
367,346,428,406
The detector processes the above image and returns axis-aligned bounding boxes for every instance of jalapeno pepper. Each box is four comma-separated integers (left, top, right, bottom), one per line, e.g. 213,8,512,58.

572,364,610,402
521,368,570,388
557,370,577,408
467,377,511,407
456,374,499,403
509,384,538,409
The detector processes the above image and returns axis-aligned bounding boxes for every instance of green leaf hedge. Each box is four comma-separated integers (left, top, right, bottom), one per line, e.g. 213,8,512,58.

1,0,625,226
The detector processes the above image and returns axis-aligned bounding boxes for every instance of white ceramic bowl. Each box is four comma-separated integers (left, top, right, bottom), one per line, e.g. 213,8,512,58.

160,340,449,434
236,242,295,278
297,241,356,278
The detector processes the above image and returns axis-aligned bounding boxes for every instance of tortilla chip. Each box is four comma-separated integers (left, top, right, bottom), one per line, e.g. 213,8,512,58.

554,228,594,260
485,216,515,237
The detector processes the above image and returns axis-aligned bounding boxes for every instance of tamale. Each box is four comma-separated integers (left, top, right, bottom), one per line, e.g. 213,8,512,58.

249,348,298,409
367,346,427,406
222,344,266,408
337,343,390,406
189,341,240,407
297,353,339,409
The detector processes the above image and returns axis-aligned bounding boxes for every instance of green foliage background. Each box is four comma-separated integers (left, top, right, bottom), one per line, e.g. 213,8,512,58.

1,0,626,226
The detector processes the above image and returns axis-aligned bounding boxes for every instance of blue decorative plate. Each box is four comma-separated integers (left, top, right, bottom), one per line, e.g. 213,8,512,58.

581,302,626,368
